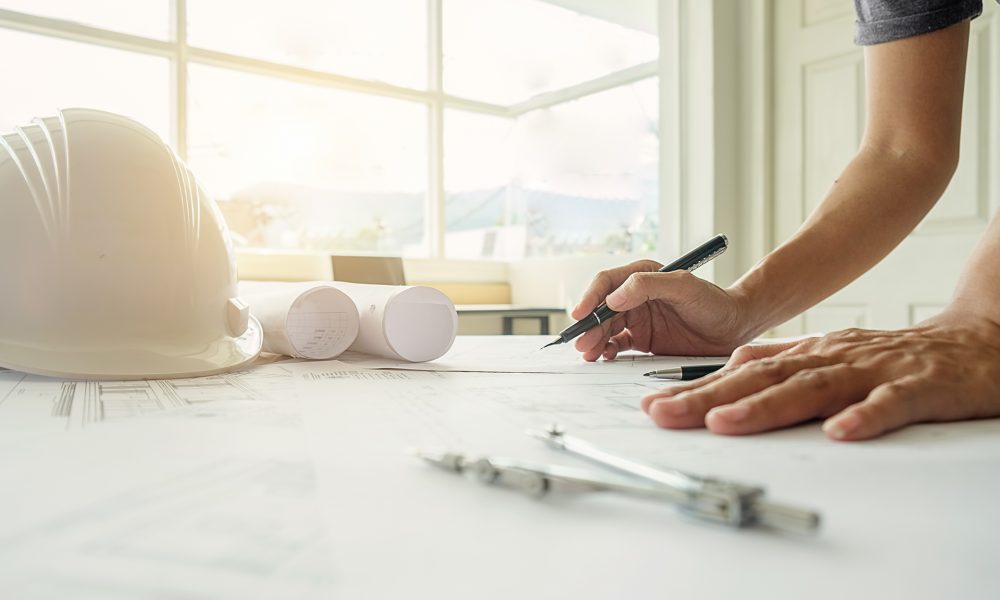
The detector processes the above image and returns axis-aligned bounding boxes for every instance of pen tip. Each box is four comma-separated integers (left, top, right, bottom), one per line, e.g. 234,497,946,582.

540,339,562,349
642,371,654,376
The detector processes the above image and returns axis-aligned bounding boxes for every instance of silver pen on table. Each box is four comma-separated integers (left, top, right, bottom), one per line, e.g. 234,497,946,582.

643,363,727,380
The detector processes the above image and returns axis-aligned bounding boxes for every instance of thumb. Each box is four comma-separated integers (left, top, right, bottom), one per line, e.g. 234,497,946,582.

604,270,699,312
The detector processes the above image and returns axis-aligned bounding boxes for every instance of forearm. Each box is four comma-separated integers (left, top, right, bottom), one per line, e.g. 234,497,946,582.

947,212,1000,324
730,144,954,338
723,22,969,340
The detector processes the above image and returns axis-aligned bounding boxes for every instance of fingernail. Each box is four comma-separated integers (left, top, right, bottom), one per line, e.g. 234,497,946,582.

651,398,688,418
709,404,750,423
823,413,861,439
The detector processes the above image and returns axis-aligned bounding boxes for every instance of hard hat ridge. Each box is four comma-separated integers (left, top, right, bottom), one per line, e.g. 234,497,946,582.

0,108,261,379
0,133,59,252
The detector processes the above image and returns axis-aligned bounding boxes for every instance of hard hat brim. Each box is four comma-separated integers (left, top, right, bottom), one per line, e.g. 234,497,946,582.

0,316,263,381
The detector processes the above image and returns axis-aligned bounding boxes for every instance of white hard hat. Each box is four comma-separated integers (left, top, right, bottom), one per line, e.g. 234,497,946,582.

0,108,261,380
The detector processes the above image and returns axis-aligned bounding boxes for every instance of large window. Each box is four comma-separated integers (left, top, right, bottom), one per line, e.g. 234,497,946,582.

0,0,658,259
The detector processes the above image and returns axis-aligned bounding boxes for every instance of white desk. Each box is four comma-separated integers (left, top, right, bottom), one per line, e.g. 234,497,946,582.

1,337,998,599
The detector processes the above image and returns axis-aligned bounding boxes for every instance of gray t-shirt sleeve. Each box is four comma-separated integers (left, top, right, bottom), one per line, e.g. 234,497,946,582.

854,0,984,45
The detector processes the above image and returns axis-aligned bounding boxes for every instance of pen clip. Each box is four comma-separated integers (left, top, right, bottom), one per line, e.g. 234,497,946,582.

682,243,727,272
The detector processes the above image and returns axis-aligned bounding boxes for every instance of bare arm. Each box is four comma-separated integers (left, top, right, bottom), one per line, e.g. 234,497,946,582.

640,20,1000,440
948,214,1000,323
731,21,970,337
627,19,1000,441
571,22,972,364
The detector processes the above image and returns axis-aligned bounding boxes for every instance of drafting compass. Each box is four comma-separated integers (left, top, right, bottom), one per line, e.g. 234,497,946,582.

412,424,821,534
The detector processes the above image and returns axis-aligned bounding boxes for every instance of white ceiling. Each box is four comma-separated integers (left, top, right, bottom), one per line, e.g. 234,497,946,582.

541,0,657,34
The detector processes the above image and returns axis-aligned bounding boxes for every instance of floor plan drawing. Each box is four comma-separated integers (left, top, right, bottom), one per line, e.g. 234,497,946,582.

0,363,300,431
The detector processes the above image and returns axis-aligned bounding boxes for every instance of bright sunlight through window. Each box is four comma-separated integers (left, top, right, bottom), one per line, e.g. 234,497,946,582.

0,0,659,259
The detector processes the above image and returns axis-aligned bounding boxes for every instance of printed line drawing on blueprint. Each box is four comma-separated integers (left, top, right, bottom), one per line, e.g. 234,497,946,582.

0,364,298,431
0,457,336,599
338,335,727,374
299,371,667,454
470,380,661,430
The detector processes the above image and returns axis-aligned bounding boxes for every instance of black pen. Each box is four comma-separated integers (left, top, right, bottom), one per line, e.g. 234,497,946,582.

643,364,726,381
541,234,728,349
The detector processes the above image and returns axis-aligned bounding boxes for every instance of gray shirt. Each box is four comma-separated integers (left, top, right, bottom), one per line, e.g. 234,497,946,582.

854,0,991,45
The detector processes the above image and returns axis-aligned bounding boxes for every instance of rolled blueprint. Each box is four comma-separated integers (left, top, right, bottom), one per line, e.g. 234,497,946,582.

240,282,360,360
240,281,458,362
327,282,458,362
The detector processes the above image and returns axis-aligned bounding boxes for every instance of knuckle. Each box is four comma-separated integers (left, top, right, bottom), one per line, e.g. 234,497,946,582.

789,368,833,390
746,358,786,379
625,272,653,293
837,328,864,340
634,259,662,272
848,403,882,426
879,381,912,400
669,383,700,396
867,390,913,423
786,337,818,355
730,345,756,362
874,349,908,365
664,269,696,285
924,360,958,380
591,270,614,289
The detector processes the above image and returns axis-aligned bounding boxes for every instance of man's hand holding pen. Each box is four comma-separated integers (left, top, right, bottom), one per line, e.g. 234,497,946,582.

570,261,751,361
566,241,1000,441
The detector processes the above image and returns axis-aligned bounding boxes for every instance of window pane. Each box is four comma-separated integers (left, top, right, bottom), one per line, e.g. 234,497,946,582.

444,111,518,259
445,78,658,259
188,65,427,255
187,0,427,89
0,29,170,139
0,0,170,39
444,0,657,105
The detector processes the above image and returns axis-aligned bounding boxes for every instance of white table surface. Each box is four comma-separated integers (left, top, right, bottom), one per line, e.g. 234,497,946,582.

1,336,998,599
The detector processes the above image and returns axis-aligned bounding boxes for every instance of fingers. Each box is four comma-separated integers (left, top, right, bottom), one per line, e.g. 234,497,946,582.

639,367,731,412
645,354,833,429
821,375,944,441
638,321,1000,440
726,341,803,368
604,330,635,360
574,317,612,355
637,340,822,413
571,260,661,319
604,270,699,313
705,364,874,435
576,318,624,362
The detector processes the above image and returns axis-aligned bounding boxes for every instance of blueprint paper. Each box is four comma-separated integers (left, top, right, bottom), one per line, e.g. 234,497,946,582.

295,367,1000,600
0,362,302,434
328,281,457,362
337,334,729,374
0,414,336,599
241,282,359,359
242,281,458,362
4,337,1000,599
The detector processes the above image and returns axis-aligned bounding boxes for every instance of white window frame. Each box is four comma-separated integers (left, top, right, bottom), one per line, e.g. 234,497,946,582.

0,0,658,259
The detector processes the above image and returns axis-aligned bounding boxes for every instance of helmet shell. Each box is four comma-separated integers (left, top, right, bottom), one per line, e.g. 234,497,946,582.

0,108,261,379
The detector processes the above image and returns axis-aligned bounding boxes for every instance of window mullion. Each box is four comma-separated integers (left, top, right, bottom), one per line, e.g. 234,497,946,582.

428,0,445,258
170,0,188,160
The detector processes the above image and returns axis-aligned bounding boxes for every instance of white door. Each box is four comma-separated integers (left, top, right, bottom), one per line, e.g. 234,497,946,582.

771,0,999,335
